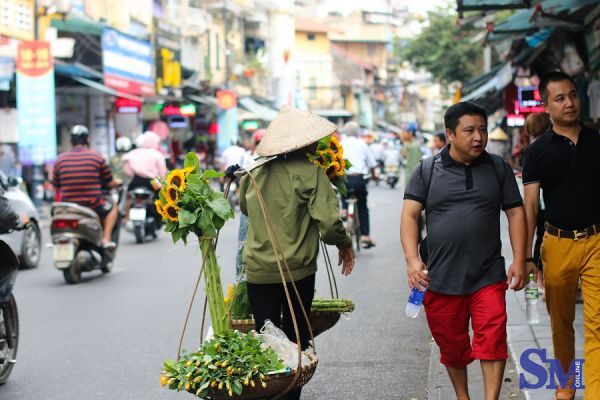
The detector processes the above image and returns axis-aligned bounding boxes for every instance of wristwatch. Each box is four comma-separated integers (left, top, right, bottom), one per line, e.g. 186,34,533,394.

525,257,536,264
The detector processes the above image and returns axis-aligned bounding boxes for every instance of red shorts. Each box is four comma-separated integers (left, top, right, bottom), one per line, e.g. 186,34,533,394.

423,281,508,367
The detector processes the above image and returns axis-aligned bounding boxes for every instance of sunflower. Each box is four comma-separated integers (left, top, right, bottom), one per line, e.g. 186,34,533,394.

336,158,346,176
155,199,168,220
163,203,180,222
330,136,342,153
327,161,340,179
181,166,195,176
166,169,186,190
164,184,180,205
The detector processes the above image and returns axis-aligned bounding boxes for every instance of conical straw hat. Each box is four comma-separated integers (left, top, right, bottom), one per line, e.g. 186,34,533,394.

489,127,509,141
256,106,337,156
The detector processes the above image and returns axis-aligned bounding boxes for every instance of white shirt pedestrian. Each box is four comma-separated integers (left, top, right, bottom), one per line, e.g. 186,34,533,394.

220,145,246,169
342,136,377,175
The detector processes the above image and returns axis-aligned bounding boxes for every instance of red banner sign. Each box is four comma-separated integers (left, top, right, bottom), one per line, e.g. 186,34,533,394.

17,41,52,77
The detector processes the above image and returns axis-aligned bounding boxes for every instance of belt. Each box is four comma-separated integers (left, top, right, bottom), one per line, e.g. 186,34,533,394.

544,222,600,241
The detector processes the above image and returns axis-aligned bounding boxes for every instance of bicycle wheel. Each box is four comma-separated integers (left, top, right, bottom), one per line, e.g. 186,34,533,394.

349,202,360,252
353,216,361,252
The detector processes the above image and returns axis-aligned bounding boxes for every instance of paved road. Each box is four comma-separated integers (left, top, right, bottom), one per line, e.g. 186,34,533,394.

1,184,431,400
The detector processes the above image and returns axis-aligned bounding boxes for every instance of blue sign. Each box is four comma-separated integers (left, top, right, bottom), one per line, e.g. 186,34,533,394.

520,348,584,390
102,28,154,97
16,41,57,166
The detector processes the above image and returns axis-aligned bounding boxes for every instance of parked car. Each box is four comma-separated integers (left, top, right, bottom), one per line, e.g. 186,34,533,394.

0,171,42,269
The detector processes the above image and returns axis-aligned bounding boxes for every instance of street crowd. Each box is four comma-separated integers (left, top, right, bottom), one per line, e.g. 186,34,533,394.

0,70,598,400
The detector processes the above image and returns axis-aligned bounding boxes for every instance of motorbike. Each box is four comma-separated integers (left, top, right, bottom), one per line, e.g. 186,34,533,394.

384,164,400,189
50,187,125,284
0,231,23,384
126,187,160,244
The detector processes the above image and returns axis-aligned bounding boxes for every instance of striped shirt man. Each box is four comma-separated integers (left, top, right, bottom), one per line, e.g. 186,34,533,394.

53,146,113,210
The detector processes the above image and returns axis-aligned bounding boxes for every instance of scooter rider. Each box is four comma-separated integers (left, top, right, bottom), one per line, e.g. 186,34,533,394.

52,125,122,247
121,131,167,221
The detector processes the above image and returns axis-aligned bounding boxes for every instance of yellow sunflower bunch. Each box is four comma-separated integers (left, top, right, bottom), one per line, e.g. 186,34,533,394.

310,135,348,180
155,167,194,222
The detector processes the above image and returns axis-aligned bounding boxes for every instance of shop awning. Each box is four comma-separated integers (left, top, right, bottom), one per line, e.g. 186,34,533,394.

492,9,537,35
72,77,143,102
457,0,532,13
187,94,218,108
490,0,598,38
461,63,514,102
313,109,354,118
238,97,278,122
54,60,102,80
51,16,105,36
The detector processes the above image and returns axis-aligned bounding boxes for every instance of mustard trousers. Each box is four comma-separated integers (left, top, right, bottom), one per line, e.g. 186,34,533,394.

542,231,600,398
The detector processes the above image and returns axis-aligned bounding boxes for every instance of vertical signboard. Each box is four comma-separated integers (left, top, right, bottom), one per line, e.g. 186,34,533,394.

154,18,181,96
16,41,57,165
102,28,154,97
0,0,34,41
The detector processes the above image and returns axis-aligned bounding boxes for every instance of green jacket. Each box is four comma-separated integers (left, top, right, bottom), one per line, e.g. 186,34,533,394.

239,154,351,284
401,139,423,183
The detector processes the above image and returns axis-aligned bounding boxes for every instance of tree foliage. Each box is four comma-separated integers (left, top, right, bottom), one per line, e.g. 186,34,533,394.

398,7,483,84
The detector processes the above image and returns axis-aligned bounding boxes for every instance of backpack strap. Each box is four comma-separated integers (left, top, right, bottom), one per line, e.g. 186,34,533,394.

419,153,441,209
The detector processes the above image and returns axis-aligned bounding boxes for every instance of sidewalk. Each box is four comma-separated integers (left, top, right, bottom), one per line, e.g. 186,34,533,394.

507,287,585,400
426,286,586,400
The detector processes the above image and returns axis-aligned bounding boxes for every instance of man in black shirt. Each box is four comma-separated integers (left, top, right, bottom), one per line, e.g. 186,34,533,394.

523,71,600,400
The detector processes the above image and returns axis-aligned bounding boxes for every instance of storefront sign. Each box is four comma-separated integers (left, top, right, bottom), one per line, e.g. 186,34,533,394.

102,28,154,97
0,0,34,41
507,114,525,127
516,86,544,113
217,90,237,110
154,18,181,95
115,97,142,113
162,103,196,116
16,41,57,165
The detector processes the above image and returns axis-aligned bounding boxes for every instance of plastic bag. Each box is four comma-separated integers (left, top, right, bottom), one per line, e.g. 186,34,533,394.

256,320,310,369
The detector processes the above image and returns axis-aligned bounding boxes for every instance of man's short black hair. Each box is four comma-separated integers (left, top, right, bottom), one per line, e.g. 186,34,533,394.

435,132,447,143
444,102,487,132
538,70,577,104
71,136,89,146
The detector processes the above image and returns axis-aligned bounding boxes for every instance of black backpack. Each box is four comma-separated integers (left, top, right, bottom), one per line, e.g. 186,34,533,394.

418,152,507,263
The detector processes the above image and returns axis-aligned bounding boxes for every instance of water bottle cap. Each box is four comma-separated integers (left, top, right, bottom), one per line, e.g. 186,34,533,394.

528,273,535,280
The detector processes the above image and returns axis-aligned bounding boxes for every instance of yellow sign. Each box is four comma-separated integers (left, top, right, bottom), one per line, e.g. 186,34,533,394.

0,0,34,41
156,47,181,93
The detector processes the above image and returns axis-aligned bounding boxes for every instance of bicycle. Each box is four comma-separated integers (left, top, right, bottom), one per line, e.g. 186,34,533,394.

341,189,361,253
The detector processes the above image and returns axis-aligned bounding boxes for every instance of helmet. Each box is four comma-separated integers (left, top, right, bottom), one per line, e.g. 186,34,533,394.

253,129,266,144
70,125,89,145
71,125,89,137
134,134,145,148
115,136,132,152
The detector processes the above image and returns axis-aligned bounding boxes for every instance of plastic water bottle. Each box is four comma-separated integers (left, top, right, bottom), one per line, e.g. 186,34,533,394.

525,273,540,324
406,287,426,318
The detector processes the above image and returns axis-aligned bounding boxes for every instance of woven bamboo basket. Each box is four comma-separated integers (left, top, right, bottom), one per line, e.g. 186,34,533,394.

188,353,318,400
231,310,341,337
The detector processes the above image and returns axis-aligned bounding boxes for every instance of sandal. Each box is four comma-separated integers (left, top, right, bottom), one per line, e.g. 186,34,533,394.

362,239,376,249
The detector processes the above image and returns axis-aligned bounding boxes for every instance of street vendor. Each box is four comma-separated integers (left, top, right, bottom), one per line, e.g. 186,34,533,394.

239,106,355,400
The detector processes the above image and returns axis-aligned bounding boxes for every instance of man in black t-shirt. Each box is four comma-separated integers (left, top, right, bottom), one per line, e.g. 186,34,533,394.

523,71,600,399
401,102,528,400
